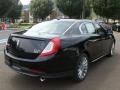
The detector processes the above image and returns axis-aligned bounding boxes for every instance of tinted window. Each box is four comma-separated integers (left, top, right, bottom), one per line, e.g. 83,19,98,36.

65,23,81,35
24,20,74,36
85,23,96,34
94,23,105,34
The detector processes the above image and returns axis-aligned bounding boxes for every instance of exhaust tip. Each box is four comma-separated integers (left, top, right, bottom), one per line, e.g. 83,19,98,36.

40,77,46,82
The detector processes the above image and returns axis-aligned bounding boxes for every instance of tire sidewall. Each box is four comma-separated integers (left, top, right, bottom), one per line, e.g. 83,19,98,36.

73,53,89,81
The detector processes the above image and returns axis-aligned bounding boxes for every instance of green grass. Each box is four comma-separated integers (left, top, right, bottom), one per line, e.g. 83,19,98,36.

9,23,35,30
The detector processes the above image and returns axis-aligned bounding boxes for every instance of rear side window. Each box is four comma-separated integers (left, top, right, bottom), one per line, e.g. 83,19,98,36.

65,23,81,35
85,23,96,34
24,20,74,36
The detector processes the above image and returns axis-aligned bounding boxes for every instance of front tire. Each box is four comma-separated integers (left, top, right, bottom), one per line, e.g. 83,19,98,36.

73,53,89,81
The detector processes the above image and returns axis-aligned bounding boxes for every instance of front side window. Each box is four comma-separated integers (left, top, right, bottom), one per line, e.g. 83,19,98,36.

94,23,105,34
85,23,96,34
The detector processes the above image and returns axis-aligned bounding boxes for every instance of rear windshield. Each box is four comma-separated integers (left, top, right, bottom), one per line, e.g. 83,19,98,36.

24,20,74,36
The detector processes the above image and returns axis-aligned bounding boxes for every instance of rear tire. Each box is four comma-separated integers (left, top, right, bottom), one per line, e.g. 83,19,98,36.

73,53,89,82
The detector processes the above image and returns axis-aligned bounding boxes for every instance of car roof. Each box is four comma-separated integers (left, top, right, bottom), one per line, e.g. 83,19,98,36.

53,19,93,23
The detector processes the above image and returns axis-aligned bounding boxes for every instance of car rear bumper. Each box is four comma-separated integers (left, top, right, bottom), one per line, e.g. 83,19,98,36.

5,61,72,78
4,49,73,78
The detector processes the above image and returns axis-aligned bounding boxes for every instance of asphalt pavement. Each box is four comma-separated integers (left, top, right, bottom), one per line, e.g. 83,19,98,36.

0,30,120,90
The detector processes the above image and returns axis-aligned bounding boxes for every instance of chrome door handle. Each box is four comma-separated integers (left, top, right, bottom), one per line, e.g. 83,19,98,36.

88,39,99,42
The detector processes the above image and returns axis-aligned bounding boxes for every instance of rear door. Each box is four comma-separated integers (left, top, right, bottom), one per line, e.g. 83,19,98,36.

80,22,104,60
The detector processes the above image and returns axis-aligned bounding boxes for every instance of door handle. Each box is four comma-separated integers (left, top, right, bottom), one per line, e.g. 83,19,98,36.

89,39,101,42
88,39,99,42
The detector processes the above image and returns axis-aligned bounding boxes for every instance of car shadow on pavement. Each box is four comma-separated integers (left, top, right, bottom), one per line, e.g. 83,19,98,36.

10,53,120,90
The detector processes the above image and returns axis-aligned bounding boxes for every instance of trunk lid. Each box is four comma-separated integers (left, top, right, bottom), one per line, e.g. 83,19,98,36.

7,34,50,59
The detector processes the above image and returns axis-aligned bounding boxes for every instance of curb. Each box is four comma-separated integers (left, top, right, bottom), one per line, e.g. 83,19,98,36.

7,28,22,30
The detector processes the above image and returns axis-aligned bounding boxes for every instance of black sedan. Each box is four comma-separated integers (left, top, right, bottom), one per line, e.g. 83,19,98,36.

4,19,115,81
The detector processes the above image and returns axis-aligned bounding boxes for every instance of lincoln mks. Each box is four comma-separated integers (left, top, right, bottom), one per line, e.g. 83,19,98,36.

4,19,115,81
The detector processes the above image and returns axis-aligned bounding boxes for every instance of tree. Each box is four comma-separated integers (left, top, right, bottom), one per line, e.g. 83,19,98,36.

93,0,120,22
55,0,91,19
0,0,22,22
7,0,22,23
30,0,53,20
84,0,91,18
110,0,120,21
0,0,12,18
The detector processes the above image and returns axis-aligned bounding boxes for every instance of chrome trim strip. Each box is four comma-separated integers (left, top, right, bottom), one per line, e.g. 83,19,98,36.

79,23,85,34
5,48,54,62
91,54,107,63
16,70,40,77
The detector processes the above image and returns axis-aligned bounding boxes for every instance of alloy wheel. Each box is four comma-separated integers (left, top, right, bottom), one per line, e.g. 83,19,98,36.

77,55,88,80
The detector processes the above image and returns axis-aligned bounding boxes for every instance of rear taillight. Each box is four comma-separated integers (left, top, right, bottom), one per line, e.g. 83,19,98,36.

40,38,61,57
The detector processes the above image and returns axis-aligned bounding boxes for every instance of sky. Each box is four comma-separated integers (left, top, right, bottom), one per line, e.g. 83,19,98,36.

20,0,31,5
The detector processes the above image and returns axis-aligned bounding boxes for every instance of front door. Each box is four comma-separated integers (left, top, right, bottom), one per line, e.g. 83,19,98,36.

80,22,104,60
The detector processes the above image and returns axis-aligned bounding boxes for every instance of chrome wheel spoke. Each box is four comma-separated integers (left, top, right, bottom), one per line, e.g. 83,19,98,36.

78,57,88,79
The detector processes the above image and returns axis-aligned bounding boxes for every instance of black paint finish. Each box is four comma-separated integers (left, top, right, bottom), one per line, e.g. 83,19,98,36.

4,19,115,78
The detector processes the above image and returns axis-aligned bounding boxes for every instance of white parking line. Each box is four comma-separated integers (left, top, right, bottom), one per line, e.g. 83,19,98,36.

0,39,8,44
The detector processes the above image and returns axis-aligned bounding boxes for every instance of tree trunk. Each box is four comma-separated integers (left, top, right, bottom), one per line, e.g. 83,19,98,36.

106,18,109,24
33,18,37,23
114,19,115,23
41,17,44,21
11,18,15,23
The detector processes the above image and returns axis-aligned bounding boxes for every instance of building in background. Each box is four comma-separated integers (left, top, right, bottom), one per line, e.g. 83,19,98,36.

49,0,65,19
21,5,30,23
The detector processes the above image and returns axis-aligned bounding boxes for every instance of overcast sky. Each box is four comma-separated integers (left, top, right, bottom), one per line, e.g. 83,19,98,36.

20,0,31,5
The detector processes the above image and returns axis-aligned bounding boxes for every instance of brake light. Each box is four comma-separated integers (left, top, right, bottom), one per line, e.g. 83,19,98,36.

40,38,61,56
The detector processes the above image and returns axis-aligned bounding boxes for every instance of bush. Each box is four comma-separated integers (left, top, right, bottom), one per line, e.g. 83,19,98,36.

9,23,19,28
19,23,34,26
